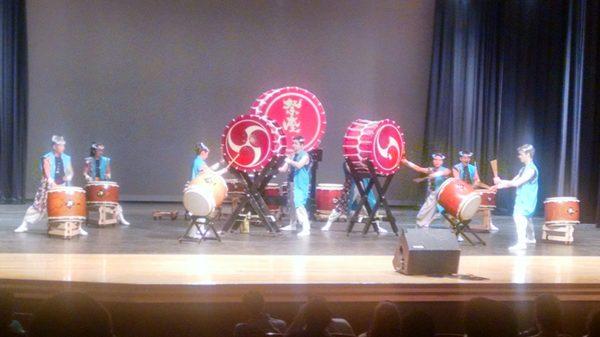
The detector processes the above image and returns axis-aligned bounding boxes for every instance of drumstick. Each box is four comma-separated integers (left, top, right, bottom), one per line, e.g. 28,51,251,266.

215,153,241,176
490,159,498,178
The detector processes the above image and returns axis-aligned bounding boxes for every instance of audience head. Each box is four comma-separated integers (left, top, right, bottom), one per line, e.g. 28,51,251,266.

303,296,332,332
242,291,265,317
367,301,401,337
0,289,15,328
30,292,114,337
534,294,562,333
401,309,435,337
588,309,600,337
464,297,517,337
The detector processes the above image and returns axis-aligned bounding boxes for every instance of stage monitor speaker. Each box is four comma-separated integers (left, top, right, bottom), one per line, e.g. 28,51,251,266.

393,228,460,275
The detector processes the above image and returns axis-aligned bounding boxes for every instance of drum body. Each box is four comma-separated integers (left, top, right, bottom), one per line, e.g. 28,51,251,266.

264,183,281,211
85,181,120,206
226,179,244,193
316,184,344,213
544,197,580,224
437,178,481,221
183,172,228,216
343,119,405,176
476,190,496,209
47,186,87,222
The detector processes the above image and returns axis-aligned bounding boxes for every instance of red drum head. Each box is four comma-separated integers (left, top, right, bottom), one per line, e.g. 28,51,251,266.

250,87,326,153
343,119,405,176
221,114,286,173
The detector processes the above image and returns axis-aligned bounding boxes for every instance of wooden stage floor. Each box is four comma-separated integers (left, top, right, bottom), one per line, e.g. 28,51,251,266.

1,203,599,304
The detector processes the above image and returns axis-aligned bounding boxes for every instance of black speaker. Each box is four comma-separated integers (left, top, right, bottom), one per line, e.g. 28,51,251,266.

393,228,461,275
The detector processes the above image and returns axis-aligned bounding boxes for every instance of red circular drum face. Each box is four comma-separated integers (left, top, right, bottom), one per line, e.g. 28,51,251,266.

251,87,326,153
372,121,404,175
222,114,282,173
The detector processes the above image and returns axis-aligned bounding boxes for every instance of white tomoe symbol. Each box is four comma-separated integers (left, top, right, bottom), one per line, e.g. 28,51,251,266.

227,124,268,167
376,133,400,161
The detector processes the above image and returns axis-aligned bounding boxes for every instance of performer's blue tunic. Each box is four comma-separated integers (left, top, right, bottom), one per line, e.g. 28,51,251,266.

291,151,311,208
514,162,539,217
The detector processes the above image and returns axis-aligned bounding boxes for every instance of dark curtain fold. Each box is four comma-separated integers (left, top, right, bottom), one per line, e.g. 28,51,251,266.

424,0,600,223
0,0,28,203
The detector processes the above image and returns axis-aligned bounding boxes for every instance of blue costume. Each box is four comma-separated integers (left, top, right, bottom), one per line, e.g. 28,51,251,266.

514,162,539,217
291,150,311,208
191,156,206,180
429,166,448,213
85,156,111,180
349,179,377,211
42,151,72,184
453,163,477,184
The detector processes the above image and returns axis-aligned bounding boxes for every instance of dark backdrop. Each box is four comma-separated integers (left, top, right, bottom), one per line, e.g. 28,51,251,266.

24,0,435,203
424,0,600,223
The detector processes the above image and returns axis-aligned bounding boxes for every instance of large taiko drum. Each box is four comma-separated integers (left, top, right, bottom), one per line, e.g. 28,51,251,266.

47,186,87,222
221,114,286,173
85,181,120,206
343,119,405,176
437,178,481,221
263,183,281,211
250,87,326,154
476,190,496,209
183,171,228,216
316,184,344,213
544,197,580,224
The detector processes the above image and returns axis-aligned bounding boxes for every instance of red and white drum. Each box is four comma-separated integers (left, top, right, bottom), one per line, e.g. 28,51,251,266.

544,197,580,224
225,179,244,193
250,87,326,153
476,190,496,209
47,186,87,222
85,181,120,206
437,178,481,221
221,114,286,173
343,119,405,176
263,183,281,211
316,184,344,213
183,171,228,216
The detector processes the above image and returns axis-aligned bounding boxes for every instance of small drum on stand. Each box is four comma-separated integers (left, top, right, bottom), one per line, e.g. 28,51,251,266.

477,190,496,209
315,184,344,215
469,189,496,233
542,197,580,244
85,181,120,206
437,178,481,221
183,171,228,217
263,183,281,212
47,186,87,238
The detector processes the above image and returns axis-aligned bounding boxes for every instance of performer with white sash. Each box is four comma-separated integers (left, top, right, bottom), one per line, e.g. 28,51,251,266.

83,142,129,225
402,153,452,228
279,136,312,236
494,144,539,251
14,136,87,235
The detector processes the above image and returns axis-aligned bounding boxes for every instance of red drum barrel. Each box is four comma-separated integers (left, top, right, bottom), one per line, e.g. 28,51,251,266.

437,178,481,221
221,114,286,173
263,183,281,211
47,186,87,222
343,119,405,176
476,190,496,209
544,197,580,224
85,181,120,206
250,87,326,154
183,171,228,216
316,184,344,213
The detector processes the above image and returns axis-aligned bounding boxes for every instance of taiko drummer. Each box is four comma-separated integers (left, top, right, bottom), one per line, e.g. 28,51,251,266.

83,142,130,225
14,135,87,235
402,153,451,228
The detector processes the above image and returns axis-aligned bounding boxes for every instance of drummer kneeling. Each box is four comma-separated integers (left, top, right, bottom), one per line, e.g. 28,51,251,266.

84,143,129,225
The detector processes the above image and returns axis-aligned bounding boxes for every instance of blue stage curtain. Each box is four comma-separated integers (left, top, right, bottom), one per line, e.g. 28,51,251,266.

424,0,600,223
0,0,27,203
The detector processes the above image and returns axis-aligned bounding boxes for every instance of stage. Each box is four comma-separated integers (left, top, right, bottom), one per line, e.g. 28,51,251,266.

1,203,600,304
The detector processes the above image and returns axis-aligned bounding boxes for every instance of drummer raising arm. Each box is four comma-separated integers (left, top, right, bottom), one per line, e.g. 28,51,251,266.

190,142,225,181
14,135,87,235
402,153,451,228
83,142,129,225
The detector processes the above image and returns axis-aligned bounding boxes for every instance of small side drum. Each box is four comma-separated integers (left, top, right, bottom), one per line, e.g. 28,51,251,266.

316,184,344,213
47,186,87,222
476,190,496,209
226,179,244,193
183,172,228,216
437,178,481,221
85,181,120,206
544,197,580,224
264,183,281,211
